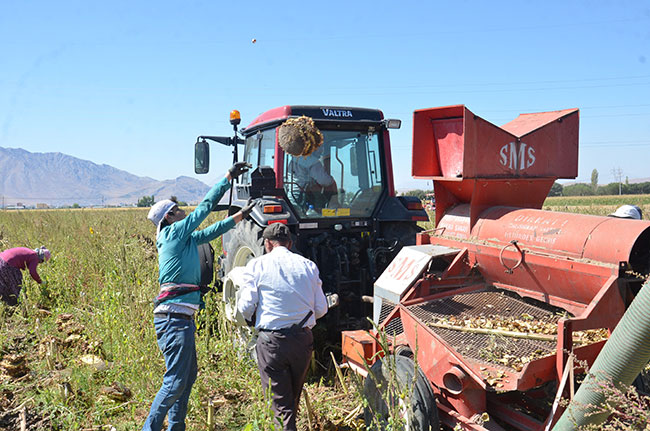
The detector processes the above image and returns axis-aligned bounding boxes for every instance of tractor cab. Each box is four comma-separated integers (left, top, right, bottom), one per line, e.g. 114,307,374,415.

243,122,386,219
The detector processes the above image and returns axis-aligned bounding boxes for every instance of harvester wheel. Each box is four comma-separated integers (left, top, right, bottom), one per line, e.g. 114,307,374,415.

363,355,439,430
395,344,414,359
222,219,265,360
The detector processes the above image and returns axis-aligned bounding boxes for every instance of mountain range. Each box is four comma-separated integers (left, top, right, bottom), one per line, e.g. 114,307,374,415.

0,147,210,207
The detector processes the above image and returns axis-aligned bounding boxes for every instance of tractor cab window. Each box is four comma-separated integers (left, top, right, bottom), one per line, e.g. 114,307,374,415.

241,130,275,183
283,129,384,218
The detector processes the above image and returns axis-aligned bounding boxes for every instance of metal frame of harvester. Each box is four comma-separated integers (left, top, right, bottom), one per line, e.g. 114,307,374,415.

341,105,650,430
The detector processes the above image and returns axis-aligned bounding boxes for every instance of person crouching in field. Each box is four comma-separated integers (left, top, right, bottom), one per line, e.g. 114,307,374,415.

0,246,51,306
142,162,254,431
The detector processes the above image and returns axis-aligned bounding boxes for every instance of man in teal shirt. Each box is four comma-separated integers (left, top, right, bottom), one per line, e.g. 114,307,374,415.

143,162,253,431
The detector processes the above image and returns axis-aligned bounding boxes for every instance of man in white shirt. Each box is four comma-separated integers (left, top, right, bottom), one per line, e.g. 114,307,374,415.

237,223,328,431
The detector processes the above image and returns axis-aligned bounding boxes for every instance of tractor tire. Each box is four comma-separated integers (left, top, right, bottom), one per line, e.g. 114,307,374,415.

363,355,439,431
395,344,414,359
223,219,265,274
221,219,265,360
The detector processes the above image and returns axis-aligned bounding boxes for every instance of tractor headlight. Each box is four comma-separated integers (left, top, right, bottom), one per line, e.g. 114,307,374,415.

385,119,401,129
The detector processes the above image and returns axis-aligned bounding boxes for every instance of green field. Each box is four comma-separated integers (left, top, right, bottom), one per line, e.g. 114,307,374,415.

543,194,650,218
0,209,360,430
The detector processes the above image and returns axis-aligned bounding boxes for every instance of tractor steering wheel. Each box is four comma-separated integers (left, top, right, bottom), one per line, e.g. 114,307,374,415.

349,188,365,206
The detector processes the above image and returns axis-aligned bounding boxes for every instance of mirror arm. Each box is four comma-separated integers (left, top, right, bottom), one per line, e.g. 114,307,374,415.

197,135,245,147
227,123,241,207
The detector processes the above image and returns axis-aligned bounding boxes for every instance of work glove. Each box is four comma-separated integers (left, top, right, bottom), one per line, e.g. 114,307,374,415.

245,305,257,327
228,162,252,180
240,200,256,219
326,293,340,309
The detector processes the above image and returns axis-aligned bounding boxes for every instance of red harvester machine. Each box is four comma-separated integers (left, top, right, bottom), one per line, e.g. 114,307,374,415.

341,105,650,430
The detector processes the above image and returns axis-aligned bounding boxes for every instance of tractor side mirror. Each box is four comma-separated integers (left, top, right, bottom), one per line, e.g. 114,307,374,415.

195,140,210,174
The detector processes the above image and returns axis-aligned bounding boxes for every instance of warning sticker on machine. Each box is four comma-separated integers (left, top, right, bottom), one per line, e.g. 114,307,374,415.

503,214,570,246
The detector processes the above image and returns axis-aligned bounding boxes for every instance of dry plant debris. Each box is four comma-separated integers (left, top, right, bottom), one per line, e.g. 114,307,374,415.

428,313,610,374
100,382,132,402
438,313,556,335
0,354,29,378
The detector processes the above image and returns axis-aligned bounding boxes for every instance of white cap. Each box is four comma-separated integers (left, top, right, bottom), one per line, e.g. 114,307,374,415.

147,199,177,232
608,205,641,220
34,246,51,262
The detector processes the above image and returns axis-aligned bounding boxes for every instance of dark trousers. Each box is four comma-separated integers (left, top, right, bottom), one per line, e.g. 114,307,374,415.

256,328,313,431
0,259,22,306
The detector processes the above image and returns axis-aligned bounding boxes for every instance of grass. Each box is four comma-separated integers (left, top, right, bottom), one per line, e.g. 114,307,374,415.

0,208,361,430
543,194,650,218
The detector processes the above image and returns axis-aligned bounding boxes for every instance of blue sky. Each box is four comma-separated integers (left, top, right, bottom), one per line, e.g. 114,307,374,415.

1,0,649,190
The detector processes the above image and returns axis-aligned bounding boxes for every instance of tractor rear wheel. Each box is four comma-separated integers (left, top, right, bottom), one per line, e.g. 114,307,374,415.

221,219,265,360
363,355,439,431
223,219,265,275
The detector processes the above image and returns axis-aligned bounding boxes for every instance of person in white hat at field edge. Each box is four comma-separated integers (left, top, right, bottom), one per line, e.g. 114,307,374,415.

608,204,643,220
142,161,254,431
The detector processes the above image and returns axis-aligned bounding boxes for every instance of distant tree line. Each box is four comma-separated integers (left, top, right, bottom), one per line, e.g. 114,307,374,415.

551,181,650,197
137,195,188,207
401,189,429,200
401,181,650,200
137,195,155,207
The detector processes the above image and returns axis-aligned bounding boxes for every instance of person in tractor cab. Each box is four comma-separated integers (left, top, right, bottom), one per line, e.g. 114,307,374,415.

0,246,51,306
608,204,643,220
279,115,338,214
237,223,328,431
288,146,339,212
142,162,255,431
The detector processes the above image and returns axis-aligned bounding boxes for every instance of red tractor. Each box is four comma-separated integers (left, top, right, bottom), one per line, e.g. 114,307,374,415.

194,106,428,345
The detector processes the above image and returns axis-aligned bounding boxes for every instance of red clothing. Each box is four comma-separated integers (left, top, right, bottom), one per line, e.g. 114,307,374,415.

0,247,42,284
